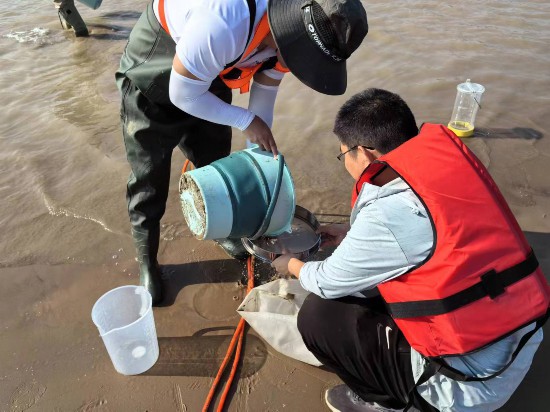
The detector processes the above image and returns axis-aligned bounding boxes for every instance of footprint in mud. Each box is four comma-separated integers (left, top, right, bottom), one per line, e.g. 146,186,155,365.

192,283,244,321
77,399,107,411
9,380,46,412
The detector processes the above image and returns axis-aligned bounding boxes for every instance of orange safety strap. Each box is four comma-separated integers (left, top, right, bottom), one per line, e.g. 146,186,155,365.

158,1,288,94
219,14,271,93
219,14,289,93
158,0,170,35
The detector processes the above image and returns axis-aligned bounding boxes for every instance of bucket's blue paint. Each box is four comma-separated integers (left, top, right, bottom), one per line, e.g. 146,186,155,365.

76,0,103,10
180,148,295,240
209,154,270,237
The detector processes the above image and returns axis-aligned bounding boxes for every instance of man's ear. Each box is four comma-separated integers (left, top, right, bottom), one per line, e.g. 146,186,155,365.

358,146,378,162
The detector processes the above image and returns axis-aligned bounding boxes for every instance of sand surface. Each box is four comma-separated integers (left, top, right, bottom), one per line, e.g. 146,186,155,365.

3,223,550,411
1,241,341,412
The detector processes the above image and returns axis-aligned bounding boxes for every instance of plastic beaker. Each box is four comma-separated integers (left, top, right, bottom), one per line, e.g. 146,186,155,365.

91,285,159,375
448,79,485,137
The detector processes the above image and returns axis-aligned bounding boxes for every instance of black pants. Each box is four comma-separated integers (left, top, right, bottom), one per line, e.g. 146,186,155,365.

115,2,232,255
297,293,439,411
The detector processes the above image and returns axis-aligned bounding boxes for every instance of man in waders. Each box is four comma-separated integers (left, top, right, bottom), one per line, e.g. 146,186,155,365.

273,89,549,411
115,0,368,305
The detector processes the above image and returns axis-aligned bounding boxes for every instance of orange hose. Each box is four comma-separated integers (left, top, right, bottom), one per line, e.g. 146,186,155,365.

202,256,255,412
216,319,245,411
202,320,245,412
182,159,193,173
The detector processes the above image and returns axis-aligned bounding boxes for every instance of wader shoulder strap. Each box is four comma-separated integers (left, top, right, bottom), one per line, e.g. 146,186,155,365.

158,0,169,34
403,311,548,411
224,0,257,69
388,250,539,319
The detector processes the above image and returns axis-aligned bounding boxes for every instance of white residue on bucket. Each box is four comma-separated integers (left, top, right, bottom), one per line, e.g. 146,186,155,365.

180,189,205,238
5,27,50,43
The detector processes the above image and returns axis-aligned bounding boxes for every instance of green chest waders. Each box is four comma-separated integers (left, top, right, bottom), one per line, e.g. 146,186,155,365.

115,2,233,304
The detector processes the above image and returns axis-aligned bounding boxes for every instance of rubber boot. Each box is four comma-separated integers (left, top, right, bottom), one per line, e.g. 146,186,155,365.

55,0,89,37
132,228,164,306
215,238,250,260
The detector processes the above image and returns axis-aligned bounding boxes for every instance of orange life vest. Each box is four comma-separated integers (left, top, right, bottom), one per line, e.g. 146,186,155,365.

353,123,550,358
158,0,288,93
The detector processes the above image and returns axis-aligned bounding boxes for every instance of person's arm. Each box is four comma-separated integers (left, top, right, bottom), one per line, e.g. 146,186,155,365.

169,11,279,155
272,254,304,277
271,223,350,276
299,213,415,298
274,198,433,299
170,58,255,130
248,71,281,128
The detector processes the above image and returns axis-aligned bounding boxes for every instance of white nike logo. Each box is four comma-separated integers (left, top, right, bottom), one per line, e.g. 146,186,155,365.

377,324,392,350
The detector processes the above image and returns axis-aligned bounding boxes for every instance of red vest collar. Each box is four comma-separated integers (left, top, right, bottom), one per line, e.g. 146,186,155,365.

351,162,387,208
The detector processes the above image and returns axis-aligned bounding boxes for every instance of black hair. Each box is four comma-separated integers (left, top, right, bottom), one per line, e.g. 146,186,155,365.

333,88,418,154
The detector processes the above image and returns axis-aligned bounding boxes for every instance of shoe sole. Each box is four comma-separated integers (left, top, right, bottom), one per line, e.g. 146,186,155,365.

325,390,399,412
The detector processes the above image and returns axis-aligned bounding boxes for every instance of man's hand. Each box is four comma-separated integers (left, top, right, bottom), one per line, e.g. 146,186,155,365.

243,115,278,157
272,254,300,277
318,223,350,248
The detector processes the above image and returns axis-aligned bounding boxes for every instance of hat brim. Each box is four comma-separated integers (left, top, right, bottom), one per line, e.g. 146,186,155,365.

268,0,347,96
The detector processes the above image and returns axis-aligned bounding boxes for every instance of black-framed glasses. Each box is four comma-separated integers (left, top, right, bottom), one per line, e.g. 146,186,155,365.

336,145,375,161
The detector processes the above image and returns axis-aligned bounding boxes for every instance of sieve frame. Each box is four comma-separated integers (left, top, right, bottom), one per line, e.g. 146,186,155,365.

241,205,321,263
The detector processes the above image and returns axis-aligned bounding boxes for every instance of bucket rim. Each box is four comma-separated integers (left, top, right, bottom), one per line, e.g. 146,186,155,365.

91,285,152,337
241,205,320,262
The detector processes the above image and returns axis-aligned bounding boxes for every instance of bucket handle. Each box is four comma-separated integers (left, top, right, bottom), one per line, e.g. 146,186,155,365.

249,154,285,240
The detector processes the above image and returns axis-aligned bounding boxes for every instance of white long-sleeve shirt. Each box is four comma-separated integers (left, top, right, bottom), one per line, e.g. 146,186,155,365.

154,0,282,131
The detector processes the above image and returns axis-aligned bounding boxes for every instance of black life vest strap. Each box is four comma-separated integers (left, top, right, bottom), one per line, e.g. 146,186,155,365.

403,361,442,412
222,56,277,81
224,0,257,69
403,311,549,411
388,250,539,319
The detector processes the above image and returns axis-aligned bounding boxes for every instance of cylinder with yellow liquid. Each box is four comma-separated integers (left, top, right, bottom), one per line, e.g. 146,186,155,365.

448,79,485,137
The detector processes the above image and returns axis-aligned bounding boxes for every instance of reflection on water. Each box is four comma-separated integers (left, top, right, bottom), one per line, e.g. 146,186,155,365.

1,0,550,267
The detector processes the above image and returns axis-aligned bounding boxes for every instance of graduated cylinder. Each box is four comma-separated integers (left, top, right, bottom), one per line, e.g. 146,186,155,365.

179,148,295,240
448,79,485,137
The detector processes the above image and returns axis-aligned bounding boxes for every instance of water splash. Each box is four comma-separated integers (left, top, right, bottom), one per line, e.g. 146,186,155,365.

5,27,50,44
43,195,115,233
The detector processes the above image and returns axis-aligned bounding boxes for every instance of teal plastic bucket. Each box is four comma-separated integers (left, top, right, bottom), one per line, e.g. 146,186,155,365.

179,148,295,240
76,0,103,10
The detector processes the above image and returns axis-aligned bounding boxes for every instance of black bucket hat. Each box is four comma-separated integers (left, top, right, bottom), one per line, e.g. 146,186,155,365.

268,0,368,95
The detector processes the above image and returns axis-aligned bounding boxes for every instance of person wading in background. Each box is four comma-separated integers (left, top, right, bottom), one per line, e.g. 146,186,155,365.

273,88,549,411
115,0,368,305
54,0,89,37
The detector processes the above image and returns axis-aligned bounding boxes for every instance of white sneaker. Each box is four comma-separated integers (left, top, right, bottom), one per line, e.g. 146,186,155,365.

325,385,404,412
